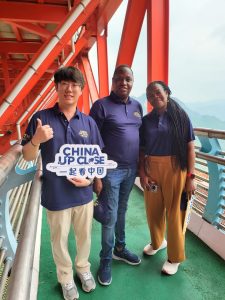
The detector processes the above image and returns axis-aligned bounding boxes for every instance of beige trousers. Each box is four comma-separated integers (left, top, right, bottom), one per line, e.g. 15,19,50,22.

47,200,93,284
144,156,186,263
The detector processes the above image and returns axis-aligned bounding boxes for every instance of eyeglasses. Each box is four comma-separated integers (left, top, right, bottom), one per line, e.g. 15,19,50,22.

59,81,81,90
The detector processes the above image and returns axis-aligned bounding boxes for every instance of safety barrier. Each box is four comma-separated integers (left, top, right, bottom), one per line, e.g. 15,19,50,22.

193,128,225,231
1,128,225,299
188,128,225,259
0,144,39,299
7,158,42,300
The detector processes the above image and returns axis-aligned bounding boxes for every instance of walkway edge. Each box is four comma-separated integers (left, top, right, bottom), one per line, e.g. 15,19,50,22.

188,211,225,260
29,205,43,300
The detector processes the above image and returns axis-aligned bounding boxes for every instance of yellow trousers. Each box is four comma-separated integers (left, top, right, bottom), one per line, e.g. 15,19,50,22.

144,156,186,262
47,200,93,284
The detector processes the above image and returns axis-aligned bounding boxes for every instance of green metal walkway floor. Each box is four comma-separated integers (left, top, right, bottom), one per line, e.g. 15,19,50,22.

38,187,225,300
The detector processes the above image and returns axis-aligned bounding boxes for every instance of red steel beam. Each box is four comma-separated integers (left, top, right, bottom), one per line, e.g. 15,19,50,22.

116,0,147,66
97,29,109,98
19,82,56,127
11,23,22,41
2,37,91,127
1,54,10,89
15,37,94,127
7,21,51,38
42,93,58,110
0,60,59,71
80,55,99,102
0,0,100,128
0,2,67,23
97,0,123,34
147,0,169,83
38,89,57,111
82,83,90,114
146,0,169,112
0,0,123,124
12,36,96,124
79,0,123,54
0,0,170,153
78,61,89,114
10,22,30,61
0,41,42,54
76,62,84,112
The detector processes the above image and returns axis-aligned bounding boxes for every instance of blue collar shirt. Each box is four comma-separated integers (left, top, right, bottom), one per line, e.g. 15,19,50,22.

22,103,104,211
140,109,195,156
90,92,143,168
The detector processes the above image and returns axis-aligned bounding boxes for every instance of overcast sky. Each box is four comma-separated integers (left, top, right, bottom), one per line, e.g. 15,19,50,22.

90,0,225,104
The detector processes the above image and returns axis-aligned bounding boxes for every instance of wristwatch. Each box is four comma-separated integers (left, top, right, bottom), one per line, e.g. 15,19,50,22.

186,172,196,179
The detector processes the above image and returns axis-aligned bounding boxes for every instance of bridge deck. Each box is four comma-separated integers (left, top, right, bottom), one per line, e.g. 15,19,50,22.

38,187,225,300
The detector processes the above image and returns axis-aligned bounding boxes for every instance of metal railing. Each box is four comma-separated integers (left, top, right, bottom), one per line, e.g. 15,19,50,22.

7,158,42,300
0,144,39,300
193,128,225,232
1,127,225,299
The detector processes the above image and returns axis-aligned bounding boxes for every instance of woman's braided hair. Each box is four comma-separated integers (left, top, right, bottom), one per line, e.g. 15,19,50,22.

146,81,189,170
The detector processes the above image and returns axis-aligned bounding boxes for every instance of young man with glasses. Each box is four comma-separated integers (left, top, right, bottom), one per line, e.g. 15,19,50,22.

22,66,104,300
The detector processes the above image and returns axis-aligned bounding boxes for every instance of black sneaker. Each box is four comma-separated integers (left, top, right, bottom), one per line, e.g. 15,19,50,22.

112,248,141,265
97,261,112,286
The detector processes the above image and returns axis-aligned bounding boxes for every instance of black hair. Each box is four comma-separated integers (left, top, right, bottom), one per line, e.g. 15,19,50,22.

167,98,190,170
146,80,171,97
54,66,85,89
113,64,133,77
146,81,189,170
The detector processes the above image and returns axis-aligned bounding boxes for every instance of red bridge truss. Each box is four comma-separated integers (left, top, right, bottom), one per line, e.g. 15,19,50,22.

0,0,169,154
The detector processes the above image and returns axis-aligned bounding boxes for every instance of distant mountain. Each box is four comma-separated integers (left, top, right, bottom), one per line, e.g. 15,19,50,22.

186,100,225,122
133,94,225,131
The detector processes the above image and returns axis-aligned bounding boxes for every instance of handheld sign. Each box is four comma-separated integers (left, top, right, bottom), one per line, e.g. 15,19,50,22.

46,144,117,178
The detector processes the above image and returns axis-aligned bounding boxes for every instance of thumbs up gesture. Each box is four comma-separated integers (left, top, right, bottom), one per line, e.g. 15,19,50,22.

32,118,54,145
36,118,42,128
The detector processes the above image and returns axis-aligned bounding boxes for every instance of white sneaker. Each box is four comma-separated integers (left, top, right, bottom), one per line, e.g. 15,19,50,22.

77,271,96,292
143,239,167,256
61,279,79,300
162,260,180,275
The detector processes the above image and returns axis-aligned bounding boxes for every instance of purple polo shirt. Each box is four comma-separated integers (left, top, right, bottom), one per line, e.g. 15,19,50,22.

140,109,195,155
90,92,143,168
21,103,104,211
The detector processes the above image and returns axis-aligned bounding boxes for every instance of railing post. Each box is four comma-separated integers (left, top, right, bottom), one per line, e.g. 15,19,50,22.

0,144,37,299
197,135,224,225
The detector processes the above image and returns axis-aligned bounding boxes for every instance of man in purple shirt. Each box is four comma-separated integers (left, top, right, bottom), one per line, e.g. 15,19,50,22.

90,65,143,286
